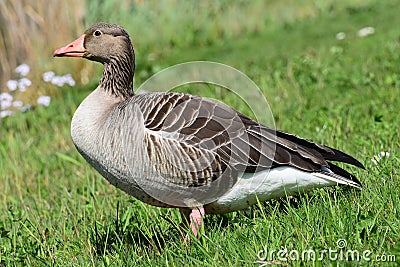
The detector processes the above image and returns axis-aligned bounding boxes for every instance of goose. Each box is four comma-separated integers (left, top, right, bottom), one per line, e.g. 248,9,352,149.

54,22,364,236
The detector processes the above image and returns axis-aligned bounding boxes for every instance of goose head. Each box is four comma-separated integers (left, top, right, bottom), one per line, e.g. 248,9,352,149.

54,22,135,98
54,22,134,63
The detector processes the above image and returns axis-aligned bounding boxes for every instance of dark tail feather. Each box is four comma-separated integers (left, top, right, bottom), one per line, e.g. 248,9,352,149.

328,163,362,188
274,129,365,169
322,146,365,169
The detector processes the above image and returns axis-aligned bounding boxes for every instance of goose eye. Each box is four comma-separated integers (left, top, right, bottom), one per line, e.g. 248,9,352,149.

94,30,102,36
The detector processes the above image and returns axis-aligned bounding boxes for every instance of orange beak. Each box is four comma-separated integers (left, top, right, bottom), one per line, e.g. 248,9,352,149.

53,34,86,57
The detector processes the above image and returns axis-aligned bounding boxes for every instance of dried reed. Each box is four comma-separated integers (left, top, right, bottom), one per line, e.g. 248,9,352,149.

0,0,91,91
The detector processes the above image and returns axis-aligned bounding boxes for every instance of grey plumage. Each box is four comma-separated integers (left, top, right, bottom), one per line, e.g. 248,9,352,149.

54,22,364,215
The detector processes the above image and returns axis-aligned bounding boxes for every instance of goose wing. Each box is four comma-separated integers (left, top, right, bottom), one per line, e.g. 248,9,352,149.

126,92,363,188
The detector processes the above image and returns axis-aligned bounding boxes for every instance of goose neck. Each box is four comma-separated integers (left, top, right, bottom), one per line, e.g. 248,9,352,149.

100,54,135,99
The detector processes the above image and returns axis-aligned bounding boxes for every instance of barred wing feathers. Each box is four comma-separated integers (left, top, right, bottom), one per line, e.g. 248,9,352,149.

122,92,363,190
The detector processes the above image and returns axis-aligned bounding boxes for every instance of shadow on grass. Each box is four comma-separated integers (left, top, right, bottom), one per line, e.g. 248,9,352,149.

89,202,173,256
89,186,362,256
88,202,229,257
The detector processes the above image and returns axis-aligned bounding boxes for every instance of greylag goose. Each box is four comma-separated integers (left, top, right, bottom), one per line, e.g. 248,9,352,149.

54,22,364,236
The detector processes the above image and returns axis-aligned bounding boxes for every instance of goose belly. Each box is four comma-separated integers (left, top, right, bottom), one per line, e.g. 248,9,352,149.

206,166,335,214
70,90,173,208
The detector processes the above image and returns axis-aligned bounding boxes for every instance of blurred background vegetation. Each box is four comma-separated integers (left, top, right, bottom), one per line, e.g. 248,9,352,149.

1,1,399,265
0,0,378,101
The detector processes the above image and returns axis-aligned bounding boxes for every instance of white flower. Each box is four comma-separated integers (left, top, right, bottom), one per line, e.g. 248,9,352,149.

43,71,55,82
63,74,76,86
15,63,30,76
6,80,18,91
371,151,390,165
45,72,76,87
18,78,32,92
60,76,68,85
13,100,23,108
0,110,13,118
51,76,63,87
21,104,32,112
357,27,375,37
336,32,346,40
37,96,51,107
0,92,13,102
19,78,32,87
67,78,76,86
1,99,12,110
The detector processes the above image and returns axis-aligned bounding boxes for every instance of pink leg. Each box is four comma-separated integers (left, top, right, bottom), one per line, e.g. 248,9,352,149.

179,207,205,237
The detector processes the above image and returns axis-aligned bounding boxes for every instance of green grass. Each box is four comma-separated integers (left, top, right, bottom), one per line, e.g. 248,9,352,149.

1,1,400,266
